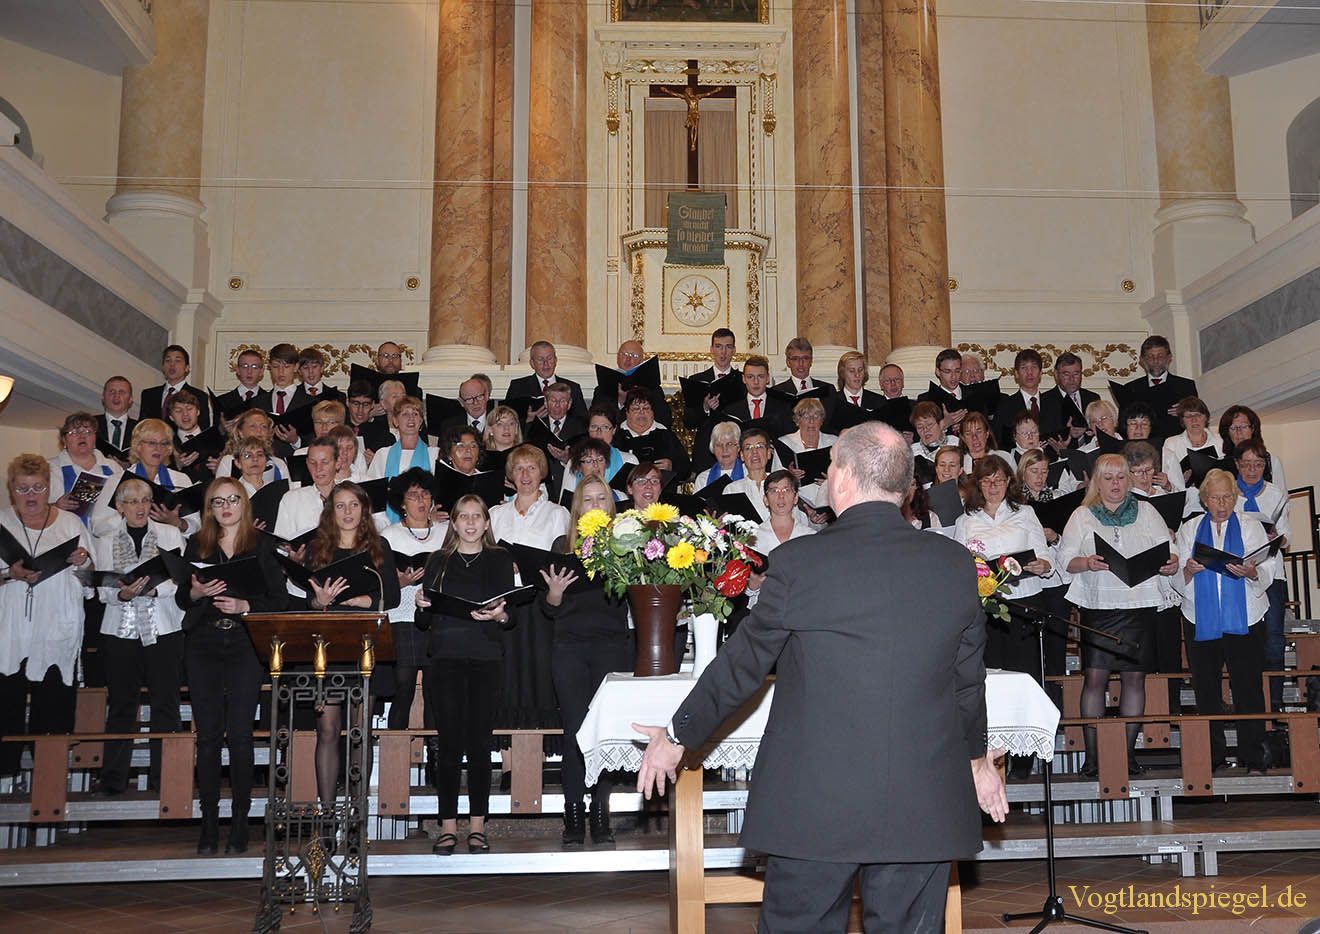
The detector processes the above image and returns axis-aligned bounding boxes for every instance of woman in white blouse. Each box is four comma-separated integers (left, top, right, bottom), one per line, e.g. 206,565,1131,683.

779,398,837,456
957,411,1013,475
48,412,123,528
693,421,744,493
1015,449,1071,697
489,444,569,550
1219,404,1287,493
1057,454,1179,778
1231,440,1290,717
954,456,1051,674
724,429,775,522
0,453,93,778
745,470,815,608
1161,397,1221,493
124,419,199,538
1172,469,1272,772
91,476,186,795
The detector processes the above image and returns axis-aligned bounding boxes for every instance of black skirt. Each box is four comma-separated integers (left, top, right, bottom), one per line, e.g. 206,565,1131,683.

1079,606,1155,672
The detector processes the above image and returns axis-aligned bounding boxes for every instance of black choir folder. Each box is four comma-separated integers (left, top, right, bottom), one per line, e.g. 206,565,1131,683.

422,584,535,617
1192,537,1283,575
279,551,383,605
1094,534,1169,588
0,526,81,579
678,373,744,412
92,550,182,592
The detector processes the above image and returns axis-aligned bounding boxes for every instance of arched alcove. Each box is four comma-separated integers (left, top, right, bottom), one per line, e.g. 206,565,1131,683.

1286,97,1320,218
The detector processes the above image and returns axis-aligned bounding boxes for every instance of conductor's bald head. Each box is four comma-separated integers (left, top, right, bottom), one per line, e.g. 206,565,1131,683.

829,422,914,510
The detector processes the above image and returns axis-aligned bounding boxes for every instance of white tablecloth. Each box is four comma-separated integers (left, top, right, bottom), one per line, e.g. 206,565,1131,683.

577,668,1060,787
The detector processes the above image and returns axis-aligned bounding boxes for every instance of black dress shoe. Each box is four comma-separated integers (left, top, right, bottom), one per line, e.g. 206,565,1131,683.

432,832,457,856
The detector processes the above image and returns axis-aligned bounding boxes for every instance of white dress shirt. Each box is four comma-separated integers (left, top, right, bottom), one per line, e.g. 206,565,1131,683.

1161,431,1223,493
489,493,569,549
1057,499,1173,609
777,431,838,454
1233,481,1290,585
953,500,1050,599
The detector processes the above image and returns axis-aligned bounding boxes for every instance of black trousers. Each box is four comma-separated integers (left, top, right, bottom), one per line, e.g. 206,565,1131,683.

1182,617,1266,768
758,856,950,933
0,661,77,778
551,635,632,803
430,657,500,820
101,630,186,792
1151,605,1184,711
186,625,264,809
387,664,433,732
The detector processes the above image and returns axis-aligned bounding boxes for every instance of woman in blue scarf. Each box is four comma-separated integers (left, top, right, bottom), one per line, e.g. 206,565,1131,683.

693,420,745,492
1173,469,1273,773
366,396,433,521
126,419,197,537
1233,439,1291,714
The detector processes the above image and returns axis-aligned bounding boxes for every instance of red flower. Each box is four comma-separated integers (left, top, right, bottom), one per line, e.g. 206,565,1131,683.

714,559,753,597
736,543,764,570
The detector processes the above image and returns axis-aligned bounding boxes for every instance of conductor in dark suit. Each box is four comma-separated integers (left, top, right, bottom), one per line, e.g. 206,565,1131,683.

505,340,588,421
636,422,1007,932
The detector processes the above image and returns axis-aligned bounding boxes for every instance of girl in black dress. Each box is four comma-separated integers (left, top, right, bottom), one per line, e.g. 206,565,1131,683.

304,482,400,805
413,493,516,856
539,476,631,848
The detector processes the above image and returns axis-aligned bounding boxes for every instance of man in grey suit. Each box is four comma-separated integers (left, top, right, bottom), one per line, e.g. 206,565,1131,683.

636,422,1007,932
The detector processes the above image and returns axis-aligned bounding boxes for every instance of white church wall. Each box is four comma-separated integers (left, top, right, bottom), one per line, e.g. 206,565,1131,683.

199,0,436,384
1229,48,1320,241
938,0,1158,374
0,36,122,221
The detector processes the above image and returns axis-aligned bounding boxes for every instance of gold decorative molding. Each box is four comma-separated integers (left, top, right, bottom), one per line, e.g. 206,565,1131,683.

630,253,647,342
226,342,416,377
746,251,762,349
228,276,243,290
956,342,1141,379
760,72,777,135
1121,278,1136,293
605,72,621,134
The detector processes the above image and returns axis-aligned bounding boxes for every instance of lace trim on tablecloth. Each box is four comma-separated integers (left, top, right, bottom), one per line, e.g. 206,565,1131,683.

987,726,1057,761
582,739,764,787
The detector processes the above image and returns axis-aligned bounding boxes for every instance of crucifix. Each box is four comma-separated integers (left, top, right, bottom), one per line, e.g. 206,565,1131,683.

652,60,735,187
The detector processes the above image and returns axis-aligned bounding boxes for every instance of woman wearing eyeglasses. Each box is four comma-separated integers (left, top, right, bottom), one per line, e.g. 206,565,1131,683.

176,477,288,855
214,409,290,483
614,388,690,479
126,419,198,536
47,412,123,527
1172,469,1272,773
0,454,93,780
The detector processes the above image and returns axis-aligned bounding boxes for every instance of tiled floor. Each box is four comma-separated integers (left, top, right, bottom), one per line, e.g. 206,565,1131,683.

2,848,1319,932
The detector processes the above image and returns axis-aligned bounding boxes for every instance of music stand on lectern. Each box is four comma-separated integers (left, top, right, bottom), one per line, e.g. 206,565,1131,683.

1000,600,1145,934
245,611,392,934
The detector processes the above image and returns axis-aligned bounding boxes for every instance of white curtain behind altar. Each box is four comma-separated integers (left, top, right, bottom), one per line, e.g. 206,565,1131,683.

644,98,739,227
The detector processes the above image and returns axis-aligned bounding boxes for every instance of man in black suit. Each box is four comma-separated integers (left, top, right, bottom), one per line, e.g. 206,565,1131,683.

289,346,343,409
1041,351,1098,452
917,348,971,432
139,345,210,430
96,375,138,454
589,340,673,426
692,355,792,472
994,348,1052,448
636,422,1007,932
683,328,741,428
1121,335,1198,439
505,340,588,421
526,382,588,492
772,337,837,413
438,374,498,443
212,348,271,432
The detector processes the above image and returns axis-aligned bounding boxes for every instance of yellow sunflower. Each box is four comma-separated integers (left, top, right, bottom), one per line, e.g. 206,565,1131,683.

641,502,680,524
977,575,998,598
577,508,611,539
666,541,696,570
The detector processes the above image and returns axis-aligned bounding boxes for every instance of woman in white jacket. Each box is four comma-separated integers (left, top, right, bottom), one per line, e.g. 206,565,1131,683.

91,476,186,795
1172,469,1273,773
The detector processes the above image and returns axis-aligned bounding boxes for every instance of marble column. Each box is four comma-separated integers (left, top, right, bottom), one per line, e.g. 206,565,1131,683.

792,0,858,354
881,0,952,379
106,0,216,368
523,0,591,364
855,0,891,365
426,0,498,364
489,0,515,366
1143,0,1253,367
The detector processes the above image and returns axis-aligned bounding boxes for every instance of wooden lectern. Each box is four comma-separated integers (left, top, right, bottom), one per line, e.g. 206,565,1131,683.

244,612,392,934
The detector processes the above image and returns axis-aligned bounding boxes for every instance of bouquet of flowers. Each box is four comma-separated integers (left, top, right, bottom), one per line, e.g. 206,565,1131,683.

575,502,763,620
965,538,1022,624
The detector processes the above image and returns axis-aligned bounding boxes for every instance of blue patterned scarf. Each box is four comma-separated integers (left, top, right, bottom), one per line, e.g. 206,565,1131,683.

1193,512,1248,641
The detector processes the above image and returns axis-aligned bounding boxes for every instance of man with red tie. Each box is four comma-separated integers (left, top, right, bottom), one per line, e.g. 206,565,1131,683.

1121,335,1198,439
728,355,792,438
994,348,1052,448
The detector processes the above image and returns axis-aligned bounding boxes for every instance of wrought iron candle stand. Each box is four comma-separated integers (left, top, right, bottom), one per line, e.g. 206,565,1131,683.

244,612,391,934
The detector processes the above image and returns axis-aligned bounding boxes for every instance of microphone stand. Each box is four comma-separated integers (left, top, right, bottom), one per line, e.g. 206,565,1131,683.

998,598,1145,934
